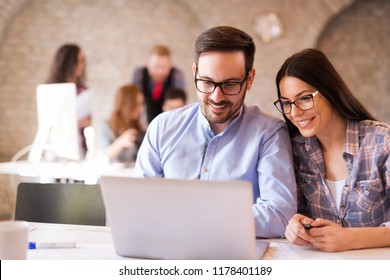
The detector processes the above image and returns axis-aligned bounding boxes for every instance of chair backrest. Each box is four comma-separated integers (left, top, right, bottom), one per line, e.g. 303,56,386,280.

15,183,105,226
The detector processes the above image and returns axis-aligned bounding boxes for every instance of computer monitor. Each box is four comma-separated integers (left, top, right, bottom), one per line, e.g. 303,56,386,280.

28,83,81,163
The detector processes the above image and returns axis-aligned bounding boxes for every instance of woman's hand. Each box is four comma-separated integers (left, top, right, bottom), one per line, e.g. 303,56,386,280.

288,217,390,252
78,116,91,129
286,216,355,252
285,214,314,246
116,129,138,149
308,218,354,252
105,128,138,161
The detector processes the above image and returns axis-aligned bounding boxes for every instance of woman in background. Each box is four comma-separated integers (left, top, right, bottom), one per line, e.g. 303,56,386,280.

100,84,145,163
47,44,92,155
274,48,390,252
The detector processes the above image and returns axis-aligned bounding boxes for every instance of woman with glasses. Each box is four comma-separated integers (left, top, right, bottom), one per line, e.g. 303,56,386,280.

274,48,390,252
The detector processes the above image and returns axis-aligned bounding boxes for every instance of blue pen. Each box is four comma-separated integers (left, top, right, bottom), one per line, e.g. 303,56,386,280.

29,242,76,249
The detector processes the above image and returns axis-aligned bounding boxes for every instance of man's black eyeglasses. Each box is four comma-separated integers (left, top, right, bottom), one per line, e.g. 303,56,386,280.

194,67,250,96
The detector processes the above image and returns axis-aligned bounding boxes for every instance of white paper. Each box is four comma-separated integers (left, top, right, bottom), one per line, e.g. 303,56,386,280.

76,88,93,120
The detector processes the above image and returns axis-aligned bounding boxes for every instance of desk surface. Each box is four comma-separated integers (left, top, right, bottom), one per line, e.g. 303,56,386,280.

0,161,136,221
27,223,389,260
0,160,136,180
2,162,389,260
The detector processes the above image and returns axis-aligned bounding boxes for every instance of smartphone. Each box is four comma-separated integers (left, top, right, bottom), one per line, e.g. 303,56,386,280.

303,224,313,230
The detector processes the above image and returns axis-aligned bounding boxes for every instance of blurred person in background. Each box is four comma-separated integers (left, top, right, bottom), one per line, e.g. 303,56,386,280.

162,88,187,112
100,84,146,164
132,45,186,123
47,43,92,156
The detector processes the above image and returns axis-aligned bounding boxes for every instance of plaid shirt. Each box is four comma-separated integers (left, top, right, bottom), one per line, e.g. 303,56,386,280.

292,119,390,228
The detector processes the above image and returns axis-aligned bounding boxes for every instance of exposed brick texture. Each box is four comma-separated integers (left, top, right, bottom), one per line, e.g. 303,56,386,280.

318,0,390,122
1,0,388,163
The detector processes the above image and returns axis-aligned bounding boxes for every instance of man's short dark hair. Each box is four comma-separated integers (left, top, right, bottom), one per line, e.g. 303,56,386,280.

195,26,255,73
165,88,187,103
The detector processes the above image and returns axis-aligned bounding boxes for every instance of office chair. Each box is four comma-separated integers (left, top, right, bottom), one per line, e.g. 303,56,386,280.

15,182,106,226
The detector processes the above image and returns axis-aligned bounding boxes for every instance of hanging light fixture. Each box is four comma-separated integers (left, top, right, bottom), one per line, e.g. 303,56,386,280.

253,11,285,44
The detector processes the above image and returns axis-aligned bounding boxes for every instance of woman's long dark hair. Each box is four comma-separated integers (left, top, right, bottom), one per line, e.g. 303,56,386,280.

47,44,85,85
275,48,376,136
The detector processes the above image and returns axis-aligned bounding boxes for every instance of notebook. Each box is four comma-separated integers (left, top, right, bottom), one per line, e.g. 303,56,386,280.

99,176,269,260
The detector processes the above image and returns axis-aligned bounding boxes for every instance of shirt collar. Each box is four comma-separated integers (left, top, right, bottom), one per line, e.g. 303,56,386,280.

344,119,359,156
293,119,359,156
197,104,244,136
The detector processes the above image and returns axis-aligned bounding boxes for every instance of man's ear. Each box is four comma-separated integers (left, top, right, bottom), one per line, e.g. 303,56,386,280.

191,63,197,76
246,68,256,91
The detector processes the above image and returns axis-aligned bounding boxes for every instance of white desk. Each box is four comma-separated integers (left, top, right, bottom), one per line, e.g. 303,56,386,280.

0,160,136,221
27,223,122,260
0,160,136,183
27,222,390,260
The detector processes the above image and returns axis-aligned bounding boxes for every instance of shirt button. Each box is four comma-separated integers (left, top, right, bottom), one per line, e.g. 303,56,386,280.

211,141,216,145
204,168,209,173
364,188,370,196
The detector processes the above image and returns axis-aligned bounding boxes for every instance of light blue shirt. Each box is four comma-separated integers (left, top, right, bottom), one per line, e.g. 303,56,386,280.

135,103,297,237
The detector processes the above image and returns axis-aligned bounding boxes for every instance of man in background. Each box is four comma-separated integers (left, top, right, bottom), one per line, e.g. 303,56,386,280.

132,45,186,123
162,88,187,112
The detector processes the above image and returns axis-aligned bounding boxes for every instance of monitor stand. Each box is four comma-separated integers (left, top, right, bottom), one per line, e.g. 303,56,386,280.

28,124,51,164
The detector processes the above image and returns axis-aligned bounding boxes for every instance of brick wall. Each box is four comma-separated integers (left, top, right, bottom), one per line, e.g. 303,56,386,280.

1,0,388,162
318,0,390,122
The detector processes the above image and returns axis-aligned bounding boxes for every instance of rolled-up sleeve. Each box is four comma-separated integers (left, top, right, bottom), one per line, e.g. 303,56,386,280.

134,116,164,178
253,124,297,238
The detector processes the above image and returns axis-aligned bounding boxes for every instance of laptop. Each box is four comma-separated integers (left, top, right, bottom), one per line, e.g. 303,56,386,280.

99,176,269,260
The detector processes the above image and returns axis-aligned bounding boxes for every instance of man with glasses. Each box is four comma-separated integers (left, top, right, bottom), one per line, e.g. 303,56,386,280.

135,26,296,238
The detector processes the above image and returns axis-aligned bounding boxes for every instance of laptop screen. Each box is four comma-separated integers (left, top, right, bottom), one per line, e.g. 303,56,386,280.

100,176,259,260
